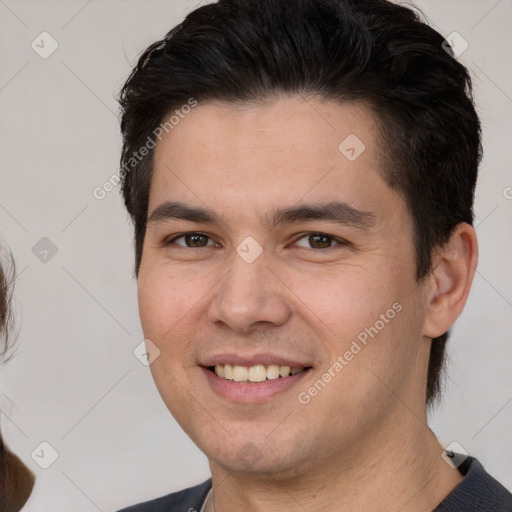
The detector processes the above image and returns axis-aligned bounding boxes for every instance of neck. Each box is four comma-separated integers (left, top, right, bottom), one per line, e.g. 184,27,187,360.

208,409,462,512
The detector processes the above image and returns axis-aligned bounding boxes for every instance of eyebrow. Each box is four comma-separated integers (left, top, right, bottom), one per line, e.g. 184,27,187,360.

147,200,375,230
148,201,223,225
268,202,375,229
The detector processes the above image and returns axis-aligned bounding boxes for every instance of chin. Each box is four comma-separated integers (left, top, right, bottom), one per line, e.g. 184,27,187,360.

199,432,316,479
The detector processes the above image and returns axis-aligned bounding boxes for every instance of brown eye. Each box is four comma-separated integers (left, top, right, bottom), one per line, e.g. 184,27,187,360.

308,234,333,249
168,233,214,247
294,232,347,250
183,234,210,247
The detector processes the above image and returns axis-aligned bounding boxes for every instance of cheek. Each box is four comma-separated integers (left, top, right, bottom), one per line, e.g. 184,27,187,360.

290,263,419,398
138,265,206,420
137,261,202,338
137,259,218,385
290,266,392,341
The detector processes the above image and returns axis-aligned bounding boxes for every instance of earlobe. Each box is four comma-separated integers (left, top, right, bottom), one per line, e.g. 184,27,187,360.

422,223,478,339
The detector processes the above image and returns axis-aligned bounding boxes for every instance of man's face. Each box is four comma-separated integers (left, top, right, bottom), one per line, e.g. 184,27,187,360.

138,96,432,477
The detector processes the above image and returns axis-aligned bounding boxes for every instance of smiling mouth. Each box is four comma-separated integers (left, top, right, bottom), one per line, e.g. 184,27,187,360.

210,364,309,383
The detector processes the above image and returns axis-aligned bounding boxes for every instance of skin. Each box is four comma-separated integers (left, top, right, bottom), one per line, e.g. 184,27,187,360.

138,95,477,511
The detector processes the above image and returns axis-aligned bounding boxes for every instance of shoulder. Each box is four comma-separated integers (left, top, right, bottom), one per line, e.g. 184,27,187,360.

116,479,212,512
435,457,512,511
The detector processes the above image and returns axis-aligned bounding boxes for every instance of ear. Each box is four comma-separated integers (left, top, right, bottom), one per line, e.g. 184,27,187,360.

422,223,478,338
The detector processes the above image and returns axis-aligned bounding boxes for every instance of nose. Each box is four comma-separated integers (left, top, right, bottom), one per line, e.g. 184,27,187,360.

208,249,292,333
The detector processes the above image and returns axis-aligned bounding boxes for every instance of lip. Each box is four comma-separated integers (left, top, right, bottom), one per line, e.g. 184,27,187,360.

201,366,312,403
201,352,311,368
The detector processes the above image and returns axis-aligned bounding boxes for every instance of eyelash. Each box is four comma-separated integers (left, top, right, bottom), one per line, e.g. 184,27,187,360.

164,232,349,250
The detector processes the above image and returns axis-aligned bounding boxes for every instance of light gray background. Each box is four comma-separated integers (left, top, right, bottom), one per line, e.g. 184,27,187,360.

0,1,510,510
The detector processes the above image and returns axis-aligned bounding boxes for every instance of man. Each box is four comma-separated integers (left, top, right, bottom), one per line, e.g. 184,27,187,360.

116,0,512,510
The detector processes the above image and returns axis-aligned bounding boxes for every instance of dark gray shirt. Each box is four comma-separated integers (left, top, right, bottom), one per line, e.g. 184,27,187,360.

117,457,512,511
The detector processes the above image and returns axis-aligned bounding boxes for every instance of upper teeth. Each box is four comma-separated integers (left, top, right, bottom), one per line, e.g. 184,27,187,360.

214,364,305,382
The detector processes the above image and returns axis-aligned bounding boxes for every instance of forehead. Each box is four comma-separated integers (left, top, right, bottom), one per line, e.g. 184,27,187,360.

150,96,388,214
